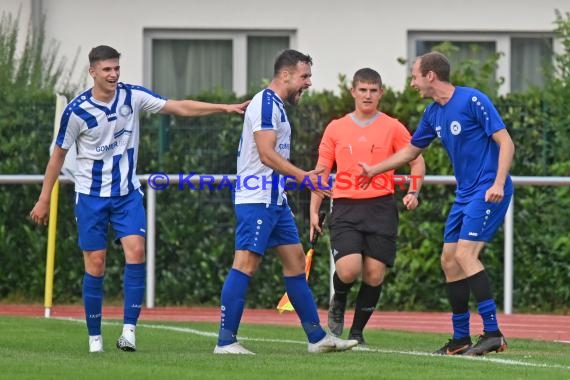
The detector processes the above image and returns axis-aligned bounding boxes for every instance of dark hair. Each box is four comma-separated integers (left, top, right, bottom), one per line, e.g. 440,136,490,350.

273,49,312,76
352,68,383,88
88,45,121,66
417,52,450,82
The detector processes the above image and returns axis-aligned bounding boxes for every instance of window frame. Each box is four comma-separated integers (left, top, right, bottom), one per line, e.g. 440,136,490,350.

408,31,556,94
143,29,296,96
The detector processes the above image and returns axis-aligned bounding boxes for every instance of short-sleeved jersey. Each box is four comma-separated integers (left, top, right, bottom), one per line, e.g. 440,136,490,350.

56,83,166,197
234,88,290,205
318,112,412,199
411,86,512,201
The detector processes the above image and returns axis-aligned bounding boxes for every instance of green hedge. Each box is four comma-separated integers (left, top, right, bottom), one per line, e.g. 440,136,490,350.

2,85,568,312
1,12,569,313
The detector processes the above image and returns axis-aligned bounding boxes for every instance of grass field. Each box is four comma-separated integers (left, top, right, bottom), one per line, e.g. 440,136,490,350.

1,316,569,380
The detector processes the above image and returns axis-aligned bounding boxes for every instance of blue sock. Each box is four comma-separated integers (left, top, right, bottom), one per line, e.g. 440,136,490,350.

452,311,471,340
123,263,146,325
217,269,251,346
478,299,499,333
83,272,104,336
284,274,326,344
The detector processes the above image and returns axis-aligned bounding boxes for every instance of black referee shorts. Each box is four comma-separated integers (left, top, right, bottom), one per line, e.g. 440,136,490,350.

330,194,399,267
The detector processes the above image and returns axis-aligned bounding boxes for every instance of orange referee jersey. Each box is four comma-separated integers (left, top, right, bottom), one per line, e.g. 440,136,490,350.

317,112,411,199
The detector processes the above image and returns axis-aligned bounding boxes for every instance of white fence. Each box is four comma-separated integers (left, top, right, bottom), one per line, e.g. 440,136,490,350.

3,174,569,314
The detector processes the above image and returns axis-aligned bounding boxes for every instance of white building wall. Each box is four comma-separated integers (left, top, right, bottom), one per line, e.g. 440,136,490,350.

3,0,570,93
1,0,33,55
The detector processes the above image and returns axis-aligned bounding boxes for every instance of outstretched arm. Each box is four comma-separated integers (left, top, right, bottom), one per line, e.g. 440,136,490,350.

254,130,328,199
159,99,250,117
360,144,424,177
255,130,306,181
30,146,68,225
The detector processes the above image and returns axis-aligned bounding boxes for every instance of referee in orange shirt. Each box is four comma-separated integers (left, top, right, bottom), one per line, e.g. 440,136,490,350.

310,68,425,346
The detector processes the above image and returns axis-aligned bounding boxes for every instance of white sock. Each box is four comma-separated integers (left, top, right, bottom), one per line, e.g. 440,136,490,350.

122,324,136,343
89,335,103,352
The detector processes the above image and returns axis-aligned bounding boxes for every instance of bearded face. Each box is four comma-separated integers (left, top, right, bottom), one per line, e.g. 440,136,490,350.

284,62,312,105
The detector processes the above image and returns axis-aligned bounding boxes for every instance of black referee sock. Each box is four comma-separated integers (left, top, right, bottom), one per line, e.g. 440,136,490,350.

350,282,382,333
332,272,354,303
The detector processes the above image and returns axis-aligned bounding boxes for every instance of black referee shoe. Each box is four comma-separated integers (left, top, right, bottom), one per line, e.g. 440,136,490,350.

348,330,366,347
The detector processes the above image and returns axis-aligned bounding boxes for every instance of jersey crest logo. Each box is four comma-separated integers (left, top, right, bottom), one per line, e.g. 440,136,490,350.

450,121,462,136
119,104,132,117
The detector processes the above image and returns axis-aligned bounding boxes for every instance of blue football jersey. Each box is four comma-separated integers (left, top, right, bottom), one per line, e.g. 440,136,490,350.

411,86,512,201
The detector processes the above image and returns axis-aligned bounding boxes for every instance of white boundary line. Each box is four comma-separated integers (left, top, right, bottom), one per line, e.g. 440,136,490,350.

57,317,570,371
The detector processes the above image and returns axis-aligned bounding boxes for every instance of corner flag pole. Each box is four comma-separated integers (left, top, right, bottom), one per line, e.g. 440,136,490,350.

276,212,326,313
44,94,67,318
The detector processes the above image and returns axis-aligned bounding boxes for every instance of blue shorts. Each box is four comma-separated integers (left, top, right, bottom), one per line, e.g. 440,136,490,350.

444,192,512,243
75,188,146,251
234,203,301,255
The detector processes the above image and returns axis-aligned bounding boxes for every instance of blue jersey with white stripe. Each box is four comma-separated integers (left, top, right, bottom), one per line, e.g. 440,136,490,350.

234,88,291,205
411,86,512,201
56,83,166,197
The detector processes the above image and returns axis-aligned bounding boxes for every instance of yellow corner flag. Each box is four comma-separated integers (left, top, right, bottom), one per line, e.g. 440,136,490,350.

276,213,324,313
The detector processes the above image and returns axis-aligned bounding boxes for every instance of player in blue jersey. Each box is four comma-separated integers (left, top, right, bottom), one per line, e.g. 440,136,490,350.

29,45,249,353
359,52,515,356
214,49,358,355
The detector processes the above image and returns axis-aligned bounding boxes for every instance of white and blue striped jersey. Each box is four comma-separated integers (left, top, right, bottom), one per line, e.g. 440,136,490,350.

56,83,166,197
234,88,291,205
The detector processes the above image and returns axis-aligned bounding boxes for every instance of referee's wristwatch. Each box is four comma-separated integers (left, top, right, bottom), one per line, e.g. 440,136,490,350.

407,191,419,198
